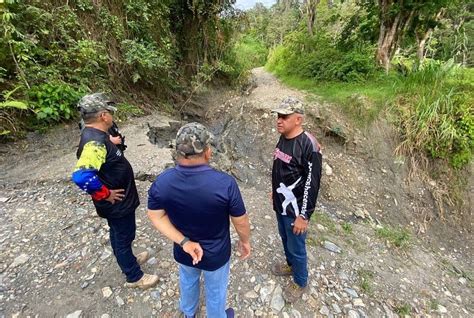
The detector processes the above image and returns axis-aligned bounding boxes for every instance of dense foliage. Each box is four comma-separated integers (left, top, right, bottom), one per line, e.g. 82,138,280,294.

1,0,473,171
234,0,473,169
0,0,241,136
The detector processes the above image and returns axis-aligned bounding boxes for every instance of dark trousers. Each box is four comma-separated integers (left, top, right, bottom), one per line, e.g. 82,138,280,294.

276,212,308,287
106,212,143,283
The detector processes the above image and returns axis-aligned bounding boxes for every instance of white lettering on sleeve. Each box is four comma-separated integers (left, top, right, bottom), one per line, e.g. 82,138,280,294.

301,162,313,215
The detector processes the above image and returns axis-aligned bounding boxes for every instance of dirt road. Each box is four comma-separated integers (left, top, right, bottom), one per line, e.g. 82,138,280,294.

0,68,472,317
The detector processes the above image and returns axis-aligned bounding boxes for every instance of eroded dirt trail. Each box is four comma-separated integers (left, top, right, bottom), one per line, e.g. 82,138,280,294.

0,68,472,317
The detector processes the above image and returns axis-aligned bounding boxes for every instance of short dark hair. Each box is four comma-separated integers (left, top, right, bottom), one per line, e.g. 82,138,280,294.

175,146,209,159
82,111,102,124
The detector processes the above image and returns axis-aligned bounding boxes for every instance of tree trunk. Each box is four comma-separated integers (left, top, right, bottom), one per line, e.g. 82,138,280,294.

416,30,432,62
304,0,319,36
415,10,444,63
376,11,401,71
376,0,408,72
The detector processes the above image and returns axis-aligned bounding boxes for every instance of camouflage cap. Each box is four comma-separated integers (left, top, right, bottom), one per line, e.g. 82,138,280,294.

176,122,213,157
271,96,304,115
77,93,117,115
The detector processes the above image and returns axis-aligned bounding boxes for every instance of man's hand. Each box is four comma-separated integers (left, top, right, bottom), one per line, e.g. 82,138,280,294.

292,216,308,235
182,241,203,265
237,240,251,260
109,135,122,145
105,189,125,204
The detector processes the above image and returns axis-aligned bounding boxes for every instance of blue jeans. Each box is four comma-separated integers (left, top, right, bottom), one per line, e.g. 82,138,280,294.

179,261,230,318
106,212,143,283
276,213,308,287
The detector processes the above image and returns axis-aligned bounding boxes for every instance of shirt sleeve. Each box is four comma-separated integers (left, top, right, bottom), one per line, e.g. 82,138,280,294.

228,178,246,217
147,181,163,211
300,136,323,220
71,141,110,201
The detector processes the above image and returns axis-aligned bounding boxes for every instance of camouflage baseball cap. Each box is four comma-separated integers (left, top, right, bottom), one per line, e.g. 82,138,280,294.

271,96,305,115
176,122,213,157
77,93,117,115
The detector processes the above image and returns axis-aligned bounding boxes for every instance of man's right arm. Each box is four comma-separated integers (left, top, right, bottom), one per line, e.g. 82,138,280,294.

231,214,251,260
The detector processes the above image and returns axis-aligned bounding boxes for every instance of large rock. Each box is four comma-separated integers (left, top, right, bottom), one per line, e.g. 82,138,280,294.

323,241,342,253
270,285,285,312
259,282,275,303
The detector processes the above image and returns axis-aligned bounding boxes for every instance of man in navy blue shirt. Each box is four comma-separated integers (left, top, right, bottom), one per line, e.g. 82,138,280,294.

147,122,251,318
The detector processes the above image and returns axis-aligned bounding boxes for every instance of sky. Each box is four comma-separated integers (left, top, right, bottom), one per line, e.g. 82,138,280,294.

234,0,277,10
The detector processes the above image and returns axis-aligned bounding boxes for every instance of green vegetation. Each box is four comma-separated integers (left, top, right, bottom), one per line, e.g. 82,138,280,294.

229,0,473,218
274,62,473,167
266,33,378,82
1,0,472,221
306,235,320,247
234,0,473,172
395,303,412,316
375,225,411,249
0,0,242,137
28,82,84,122
357,269,374,295
429,299,440,311
233,34,268,71
342,222,353,235
113,103,144,120
395,63,473,168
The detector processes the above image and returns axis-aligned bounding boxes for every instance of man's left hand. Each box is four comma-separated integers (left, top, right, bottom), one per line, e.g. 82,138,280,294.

292,216,308,235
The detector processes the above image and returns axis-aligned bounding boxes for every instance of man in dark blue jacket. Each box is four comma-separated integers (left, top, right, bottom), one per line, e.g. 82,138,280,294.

72,93,158,289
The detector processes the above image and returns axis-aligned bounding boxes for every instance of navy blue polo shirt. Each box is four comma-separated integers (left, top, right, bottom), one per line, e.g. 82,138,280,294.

147,164,246,271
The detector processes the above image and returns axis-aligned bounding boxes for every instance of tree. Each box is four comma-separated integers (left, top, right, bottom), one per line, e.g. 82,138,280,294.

277,0,300,12
301,0,320,36
170,0,236,75
414,9,444,62
373,0,452,71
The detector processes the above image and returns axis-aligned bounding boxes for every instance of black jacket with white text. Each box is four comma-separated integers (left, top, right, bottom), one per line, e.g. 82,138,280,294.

272,131,322,220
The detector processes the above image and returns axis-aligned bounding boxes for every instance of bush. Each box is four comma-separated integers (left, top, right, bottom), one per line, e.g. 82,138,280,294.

121,39,173,84
28,82,83,122
233,34,268,70
395,60,474,168
266,30,378,82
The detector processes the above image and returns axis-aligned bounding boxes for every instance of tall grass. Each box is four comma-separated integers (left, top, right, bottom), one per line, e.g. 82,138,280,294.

394,60,473,168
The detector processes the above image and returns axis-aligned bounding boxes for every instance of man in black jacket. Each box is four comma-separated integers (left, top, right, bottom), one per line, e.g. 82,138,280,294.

72,93,158,289
271,97,322,303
